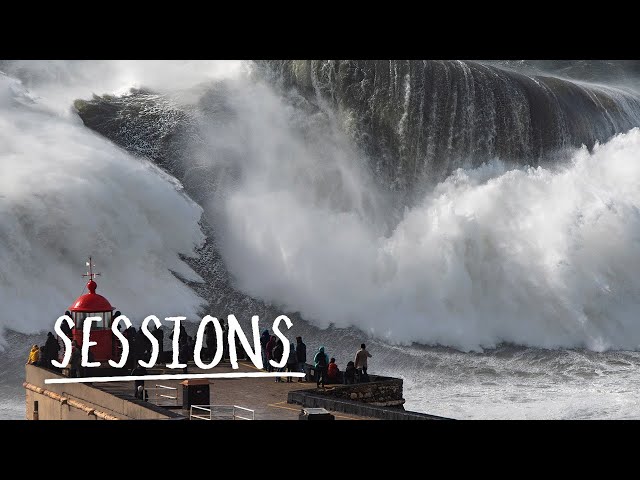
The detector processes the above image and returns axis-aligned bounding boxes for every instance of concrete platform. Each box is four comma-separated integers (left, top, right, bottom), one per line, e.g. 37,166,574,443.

98,361,377,420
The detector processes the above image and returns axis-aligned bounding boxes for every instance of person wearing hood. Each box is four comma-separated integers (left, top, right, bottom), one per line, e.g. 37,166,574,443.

37,344,48,367
69,340,82,378
153,325,165,363
265,335,276,372
344,360,356,384
45,331,60,368
327,357,340,384
313,346,329,388
179,336,192,374
260,329,270,370
125,327,137,368
286,342,298,382
61,313,73,339
296,336,307,382
135,328,149,363
272,339,284,382
205,322,216,362
26,345,40,365
221,319,229,361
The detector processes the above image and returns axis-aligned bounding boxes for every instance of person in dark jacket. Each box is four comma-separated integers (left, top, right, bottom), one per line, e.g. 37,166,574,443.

154,326,165,362
272,339,284,382
147,324,158,362
61,312,73,339
344,361,356,384
36,345,48,367
87,348,96,367
313,346,329,388
45,332,60,368
135,328,149,363
69,341,82,378
188,335,196,362
205,322,216,361
327,357,340,384
179,336,192,373
125,327,137,368
260,329,270,370
295,336,307,382
221,319,228,361
265,335,276,372
286,343,298,382
130,364,148,400
170,324,188,350
235,335,247,361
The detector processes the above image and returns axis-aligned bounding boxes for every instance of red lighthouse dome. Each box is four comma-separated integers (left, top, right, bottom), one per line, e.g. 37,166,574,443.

70,279,113,312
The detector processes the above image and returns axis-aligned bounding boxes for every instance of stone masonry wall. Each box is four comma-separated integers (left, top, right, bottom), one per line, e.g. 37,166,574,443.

315,376,405,407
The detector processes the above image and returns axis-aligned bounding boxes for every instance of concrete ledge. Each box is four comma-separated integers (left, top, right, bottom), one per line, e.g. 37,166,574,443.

287,390,453,420
24,364,187,420
93,383,186,420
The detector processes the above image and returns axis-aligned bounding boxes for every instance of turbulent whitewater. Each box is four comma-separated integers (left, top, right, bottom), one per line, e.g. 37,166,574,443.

71,60,640,352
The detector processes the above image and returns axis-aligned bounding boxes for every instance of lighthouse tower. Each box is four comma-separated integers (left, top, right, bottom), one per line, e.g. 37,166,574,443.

69,257,116,363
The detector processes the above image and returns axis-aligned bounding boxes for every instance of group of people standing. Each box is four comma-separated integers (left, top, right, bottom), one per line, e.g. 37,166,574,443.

26,335,87,378
256,332,374,389
119,323,165,368
260,331,307,383
312,343,372,388
26,332,61,370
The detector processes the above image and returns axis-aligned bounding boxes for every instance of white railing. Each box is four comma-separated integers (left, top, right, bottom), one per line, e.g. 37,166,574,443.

190,405,255,420
144,384,179,407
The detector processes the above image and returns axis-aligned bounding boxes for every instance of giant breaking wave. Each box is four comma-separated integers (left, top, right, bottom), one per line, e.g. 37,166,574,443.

2,60,640,352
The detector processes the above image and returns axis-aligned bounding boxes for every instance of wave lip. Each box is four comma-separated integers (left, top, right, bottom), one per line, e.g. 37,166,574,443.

264,60,640,193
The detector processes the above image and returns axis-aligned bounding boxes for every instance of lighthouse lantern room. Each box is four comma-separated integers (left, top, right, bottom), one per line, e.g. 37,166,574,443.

69,257,115,362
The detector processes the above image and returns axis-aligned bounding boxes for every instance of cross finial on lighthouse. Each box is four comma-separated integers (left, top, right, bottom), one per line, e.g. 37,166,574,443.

82,256,101,281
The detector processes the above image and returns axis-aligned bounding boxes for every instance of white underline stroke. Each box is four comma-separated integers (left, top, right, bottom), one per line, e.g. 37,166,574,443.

44,372,306,384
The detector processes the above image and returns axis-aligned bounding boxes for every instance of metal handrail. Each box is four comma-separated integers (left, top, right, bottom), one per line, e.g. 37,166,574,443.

144,384,178,406
189,404,255,420
190,405,214,420
232,405,255,420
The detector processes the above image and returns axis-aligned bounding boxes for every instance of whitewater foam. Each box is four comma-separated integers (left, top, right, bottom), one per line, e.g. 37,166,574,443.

0,72,207,341
218,122,640,351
